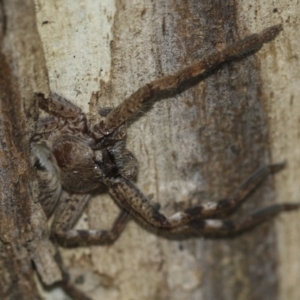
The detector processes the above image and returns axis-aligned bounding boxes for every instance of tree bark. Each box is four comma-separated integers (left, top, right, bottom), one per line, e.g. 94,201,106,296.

33,1,300,300
0,0,50,299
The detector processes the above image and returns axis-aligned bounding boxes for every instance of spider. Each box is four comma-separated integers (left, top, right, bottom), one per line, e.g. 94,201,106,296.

32,24,298,296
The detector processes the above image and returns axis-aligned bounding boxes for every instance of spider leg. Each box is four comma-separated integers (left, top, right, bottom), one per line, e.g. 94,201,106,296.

53,246,93,300
165,203,300,237
182,162,286,220
35,92,88,133
52,192,130,247
97,25,282,135
36,92,83,118
109,162,299,230
59,279,92,300
31,142,62,218
34,116,59,137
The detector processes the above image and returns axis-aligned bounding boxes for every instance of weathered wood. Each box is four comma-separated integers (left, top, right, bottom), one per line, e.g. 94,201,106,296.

243,2,300,299
0,0,50,299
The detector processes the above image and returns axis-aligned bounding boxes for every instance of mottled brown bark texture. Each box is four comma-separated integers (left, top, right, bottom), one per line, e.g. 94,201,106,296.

0,0,48,299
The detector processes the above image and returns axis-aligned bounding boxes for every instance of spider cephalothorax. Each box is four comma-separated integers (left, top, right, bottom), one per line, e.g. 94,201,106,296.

51,134,137,192
32,25,298,286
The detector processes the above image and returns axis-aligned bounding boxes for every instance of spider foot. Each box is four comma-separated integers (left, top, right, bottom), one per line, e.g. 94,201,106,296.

260,24,283,44
276,202,300,212
268,161,286,174
185,202,300,237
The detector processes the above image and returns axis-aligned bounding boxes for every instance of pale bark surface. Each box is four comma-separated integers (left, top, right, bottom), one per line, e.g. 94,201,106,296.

31,1,300,300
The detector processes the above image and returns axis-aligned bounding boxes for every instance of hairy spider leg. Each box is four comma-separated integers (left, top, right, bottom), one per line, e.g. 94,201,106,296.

98,25,282,135
53,246,93,300
35,92,88,137
109,163,299,232
166,203,299,237
52,193,130,247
